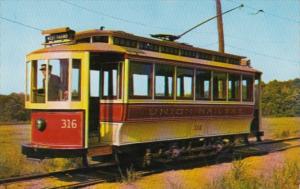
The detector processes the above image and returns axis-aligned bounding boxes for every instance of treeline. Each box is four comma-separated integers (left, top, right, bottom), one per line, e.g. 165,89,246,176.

262,78,300,117
0,78,299,122
0,93,30,123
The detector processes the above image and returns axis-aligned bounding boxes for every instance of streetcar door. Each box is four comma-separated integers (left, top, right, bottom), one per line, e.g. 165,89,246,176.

89,67,101,145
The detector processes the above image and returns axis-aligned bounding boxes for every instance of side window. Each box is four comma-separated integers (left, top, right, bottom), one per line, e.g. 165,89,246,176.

176,67,194,99
228,74,240,101
155,64,174,98
101,63,121,99
213,72,227,100
196,70,211,100
72,59,81,101
242,75,253,101
129,62,152,98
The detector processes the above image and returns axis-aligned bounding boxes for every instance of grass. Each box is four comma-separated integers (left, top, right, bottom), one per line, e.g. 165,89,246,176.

0,124,81,179
262,117,300,139
206,158,300,189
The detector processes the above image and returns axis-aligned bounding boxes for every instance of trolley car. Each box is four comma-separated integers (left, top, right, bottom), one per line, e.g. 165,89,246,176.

22,27,263,164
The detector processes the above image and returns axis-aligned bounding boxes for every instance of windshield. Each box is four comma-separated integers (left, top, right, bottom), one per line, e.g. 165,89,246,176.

26,59,81,103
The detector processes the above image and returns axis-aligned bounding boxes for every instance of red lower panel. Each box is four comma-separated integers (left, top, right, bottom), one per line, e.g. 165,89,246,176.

100,103,125,122
31,111,84,149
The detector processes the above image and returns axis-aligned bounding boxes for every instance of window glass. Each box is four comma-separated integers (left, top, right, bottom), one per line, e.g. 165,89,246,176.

101,63,120,99
176,67,194,99
48,59,69,101
26,61,31,101
242,75,253,101
32,60,45,103
196,70,211,100
213,72,227,100
72,59,81,101
155,64,174,98
228,74,240,101
129,62,152,98
90,70,100,97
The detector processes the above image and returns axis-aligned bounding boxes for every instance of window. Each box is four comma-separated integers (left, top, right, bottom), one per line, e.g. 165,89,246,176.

155,64,174,98
228,74,240,101
161,46,179,55
198,52,213,61
129,62,152,98
213,72,227,100
92,36,108,43
228,58,240,65
101,63,121,99
242,75,253,101
139,42,159,52
113,37,137,48
196,70,211,100
31,60,45,103
72,59,81,101
181,49,197,58
77,37,90,43
90,70,100,97
214,55,227,63
47,59,69,101
176,67,194,99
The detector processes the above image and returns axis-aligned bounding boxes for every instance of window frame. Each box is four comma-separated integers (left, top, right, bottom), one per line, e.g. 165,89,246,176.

176,66,194,100
129,61,153,99
154,63,175,99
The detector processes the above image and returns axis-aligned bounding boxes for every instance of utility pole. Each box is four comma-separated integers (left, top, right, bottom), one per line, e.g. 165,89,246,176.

216,0,225,53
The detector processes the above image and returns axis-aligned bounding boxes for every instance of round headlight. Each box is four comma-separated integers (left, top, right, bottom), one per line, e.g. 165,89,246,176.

36,119,46,131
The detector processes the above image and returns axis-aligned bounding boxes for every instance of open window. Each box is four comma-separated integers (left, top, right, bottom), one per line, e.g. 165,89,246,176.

155,64,174,99
196,69,211,100
228,74,240,101
129,62,153,99
242,75,254,101
176,67,194,99
101,63,121,99
213,71,227,101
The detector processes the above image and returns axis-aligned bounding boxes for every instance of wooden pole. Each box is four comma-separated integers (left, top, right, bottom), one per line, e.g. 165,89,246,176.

216,0,225,53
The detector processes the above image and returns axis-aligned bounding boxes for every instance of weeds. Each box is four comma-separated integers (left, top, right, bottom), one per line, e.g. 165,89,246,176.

207,159,300,189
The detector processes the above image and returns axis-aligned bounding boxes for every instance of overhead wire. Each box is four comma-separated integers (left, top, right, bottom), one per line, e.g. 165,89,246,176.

0,16,42,31
224,0,300,24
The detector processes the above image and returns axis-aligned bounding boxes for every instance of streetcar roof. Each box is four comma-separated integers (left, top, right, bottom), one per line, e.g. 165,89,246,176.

28,42,260,74
76,29,245,59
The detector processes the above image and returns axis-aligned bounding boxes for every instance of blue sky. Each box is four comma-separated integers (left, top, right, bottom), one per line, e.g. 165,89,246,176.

0,0,299,94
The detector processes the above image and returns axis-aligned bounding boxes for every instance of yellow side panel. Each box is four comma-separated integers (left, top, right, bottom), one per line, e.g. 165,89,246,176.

100,117,252,146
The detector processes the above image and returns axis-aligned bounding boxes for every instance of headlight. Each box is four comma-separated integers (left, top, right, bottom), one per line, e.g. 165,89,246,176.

36,119,46,131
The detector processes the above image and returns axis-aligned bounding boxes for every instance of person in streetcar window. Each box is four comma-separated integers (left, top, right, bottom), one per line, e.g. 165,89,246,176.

39,64,67,101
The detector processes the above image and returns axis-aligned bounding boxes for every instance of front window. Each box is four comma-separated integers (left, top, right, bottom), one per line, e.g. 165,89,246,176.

47,59,69,101
31,60,46,103
28,58,81,103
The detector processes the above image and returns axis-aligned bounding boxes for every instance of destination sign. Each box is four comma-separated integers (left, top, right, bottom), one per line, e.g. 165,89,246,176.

45,31,75,43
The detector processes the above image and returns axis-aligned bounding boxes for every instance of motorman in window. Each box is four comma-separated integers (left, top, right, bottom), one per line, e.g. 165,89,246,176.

39,64,67,101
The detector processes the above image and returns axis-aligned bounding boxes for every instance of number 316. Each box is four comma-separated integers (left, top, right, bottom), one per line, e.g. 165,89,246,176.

61,119,77,128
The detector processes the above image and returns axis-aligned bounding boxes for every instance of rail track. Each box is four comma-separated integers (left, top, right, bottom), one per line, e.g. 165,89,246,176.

1,136,299,188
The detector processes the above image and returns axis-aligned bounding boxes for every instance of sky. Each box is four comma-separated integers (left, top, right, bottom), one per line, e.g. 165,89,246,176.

0,0,299,94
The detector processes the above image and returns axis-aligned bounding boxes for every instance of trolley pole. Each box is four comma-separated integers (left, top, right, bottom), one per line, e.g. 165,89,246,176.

216,0,225,53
